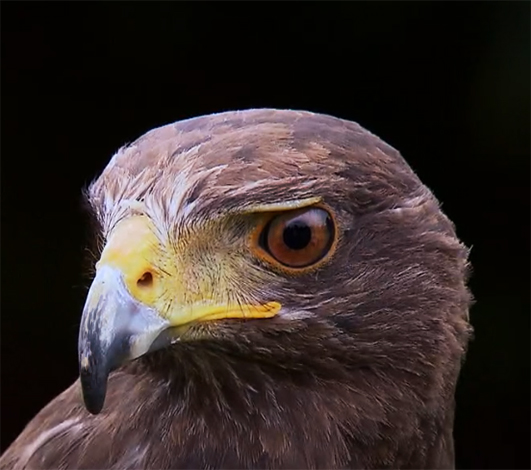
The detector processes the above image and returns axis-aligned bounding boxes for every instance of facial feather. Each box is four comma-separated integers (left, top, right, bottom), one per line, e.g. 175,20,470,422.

1,109,472,470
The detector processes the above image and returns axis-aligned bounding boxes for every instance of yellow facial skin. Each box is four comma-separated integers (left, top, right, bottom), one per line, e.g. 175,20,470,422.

78,198,332,414
97,217,167,307
97,216,281,327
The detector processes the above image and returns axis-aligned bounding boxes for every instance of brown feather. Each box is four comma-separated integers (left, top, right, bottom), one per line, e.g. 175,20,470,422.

1,109,472,469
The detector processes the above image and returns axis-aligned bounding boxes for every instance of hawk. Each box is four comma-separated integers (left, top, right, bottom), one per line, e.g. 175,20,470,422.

0,109,472,469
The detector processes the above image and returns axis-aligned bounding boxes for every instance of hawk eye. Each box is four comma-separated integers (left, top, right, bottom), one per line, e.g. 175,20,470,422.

257,207,335,269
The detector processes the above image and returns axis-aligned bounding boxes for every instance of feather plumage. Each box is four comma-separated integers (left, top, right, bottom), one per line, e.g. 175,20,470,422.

1,109,472,469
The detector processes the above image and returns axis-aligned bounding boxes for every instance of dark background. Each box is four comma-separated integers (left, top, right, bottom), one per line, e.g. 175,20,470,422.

2,3,529,469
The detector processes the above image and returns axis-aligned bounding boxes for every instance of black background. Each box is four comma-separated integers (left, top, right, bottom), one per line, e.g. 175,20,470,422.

2,3,529,469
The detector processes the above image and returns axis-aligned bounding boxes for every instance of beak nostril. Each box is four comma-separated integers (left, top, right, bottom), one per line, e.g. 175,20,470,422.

137,272,153,289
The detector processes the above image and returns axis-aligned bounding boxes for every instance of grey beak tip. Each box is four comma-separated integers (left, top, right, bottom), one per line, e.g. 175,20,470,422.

77,266,173,414
80,363,109,415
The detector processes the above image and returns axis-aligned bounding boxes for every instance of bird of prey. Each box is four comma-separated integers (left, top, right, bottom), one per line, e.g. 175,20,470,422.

1,109,472,469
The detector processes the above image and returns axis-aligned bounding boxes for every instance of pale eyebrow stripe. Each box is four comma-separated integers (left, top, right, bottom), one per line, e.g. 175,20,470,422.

236,196,322,215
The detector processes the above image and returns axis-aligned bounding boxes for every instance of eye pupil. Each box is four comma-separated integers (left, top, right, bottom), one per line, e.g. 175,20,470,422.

283,221,312,250
256,207,336,270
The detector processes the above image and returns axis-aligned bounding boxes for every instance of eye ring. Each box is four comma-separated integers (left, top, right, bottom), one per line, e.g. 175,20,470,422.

251,206,337,272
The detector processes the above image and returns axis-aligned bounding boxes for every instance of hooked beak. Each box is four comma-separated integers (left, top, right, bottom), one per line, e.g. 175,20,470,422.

77,215,281,415
78,266,170,415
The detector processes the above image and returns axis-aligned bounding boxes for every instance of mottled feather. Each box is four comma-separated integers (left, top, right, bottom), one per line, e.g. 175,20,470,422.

1,109,472,470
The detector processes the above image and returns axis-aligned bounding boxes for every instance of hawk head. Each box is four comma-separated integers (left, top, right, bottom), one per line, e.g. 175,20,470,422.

79,110,472,437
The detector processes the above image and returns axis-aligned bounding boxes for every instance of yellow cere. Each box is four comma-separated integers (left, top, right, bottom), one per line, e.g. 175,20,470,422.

95,215,281,327
97,216,167,307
